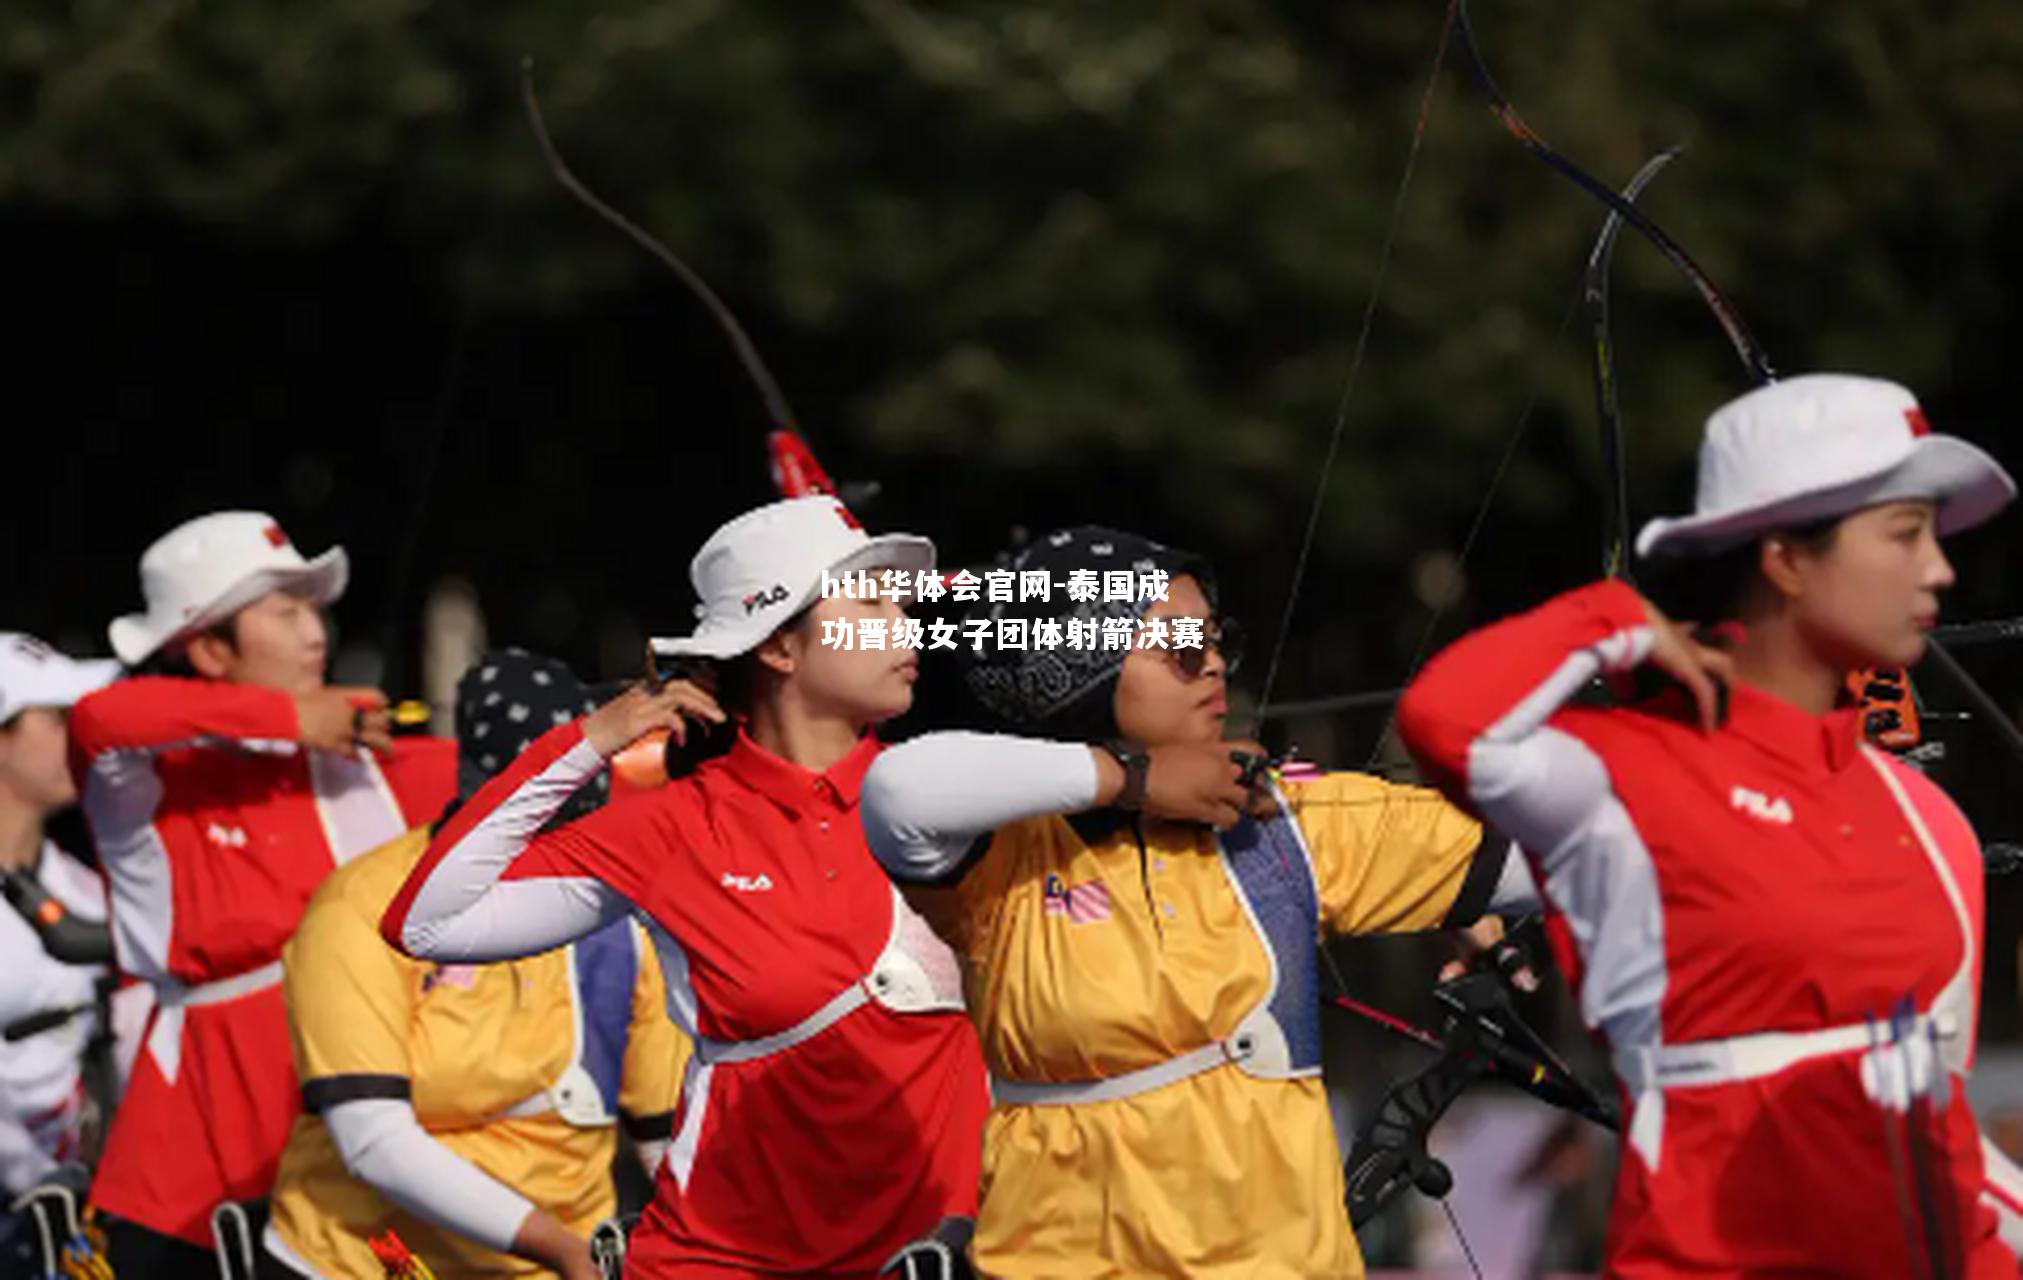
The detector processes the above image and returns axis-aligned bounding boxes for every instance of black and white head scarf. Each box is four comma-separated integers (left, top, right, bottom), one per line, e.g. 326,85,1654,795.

959,526,1214,742
454,647,608,826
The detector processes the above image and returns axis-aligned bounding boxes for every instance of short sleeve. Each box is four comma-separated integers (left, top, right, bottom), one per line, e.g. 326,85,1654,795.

899,820,1035,958
1289,772,1486,936
285,876,415,1105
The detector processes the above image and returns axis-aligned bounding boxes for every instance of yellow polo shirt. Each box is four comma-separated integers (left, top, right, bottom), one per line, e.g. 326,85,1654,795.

909,770,1488,1279
268,829,688,1278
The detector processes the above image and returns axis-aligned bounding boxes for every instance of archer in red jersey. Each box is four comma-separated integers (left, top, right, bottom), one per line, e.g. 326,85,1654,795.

72,511,452,1269
1400,375,2016,1277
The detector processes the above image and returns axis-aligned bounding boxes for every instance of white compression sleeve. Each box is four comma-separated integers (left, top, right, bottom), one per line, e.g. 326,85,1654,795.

323,1097,536,1254
861,732,1099,882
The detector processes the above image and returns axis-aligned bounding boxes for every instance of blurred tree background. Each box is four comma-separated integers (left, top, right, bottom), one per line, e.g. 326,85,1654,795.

6,2,2023,1258
15,0,2018,831
11,0,2018,685
9,0,2018,686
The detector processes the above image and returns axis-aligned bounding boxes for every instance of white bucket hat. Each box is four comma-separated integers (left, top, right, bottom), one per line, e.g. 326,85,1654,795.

650,496,935,661
109,512,349,666
0,634,119,722
1635,374,2015,560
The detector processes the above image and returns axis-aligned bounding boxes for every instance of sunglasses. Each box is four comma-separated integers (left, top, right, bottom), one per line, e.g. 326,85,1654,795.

1164,616,1244,680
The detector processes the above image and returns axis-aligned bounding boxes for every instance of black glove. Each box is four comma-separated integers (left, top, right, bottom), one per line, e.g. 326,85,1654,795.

879,1216,975,1280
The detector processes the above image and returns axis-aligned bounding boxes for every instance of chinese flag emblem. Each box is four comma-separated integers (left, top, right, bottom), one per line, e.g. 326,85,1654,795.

1904,408,1932,438
263,523,290,548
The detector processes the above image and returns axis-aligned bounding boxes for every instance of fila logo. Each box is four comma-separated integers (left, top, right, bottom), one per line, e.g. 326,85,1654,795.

1730,786,1794,826
721,871,775,893
7,636,55,663
205,822,250,848
742,584,790,614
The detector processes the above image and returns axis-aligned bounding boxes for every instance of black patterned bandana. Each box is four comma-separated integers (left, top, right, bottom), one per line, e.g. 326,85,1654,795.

454,648,608,825
959,527,1214,742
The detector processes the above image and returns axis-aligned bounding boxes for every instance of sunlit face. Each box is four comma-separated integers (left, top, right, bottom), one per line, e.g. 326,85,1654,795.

186,589,330,694
1114,574,1229,746
0,707,78,812
1775,500,1955,669
770,567,919,726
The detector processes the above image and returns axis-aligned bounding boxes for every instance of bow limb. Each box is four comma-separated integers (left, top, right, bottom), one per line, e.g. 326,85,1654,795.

1458,7,2023,770
1453,0,1774,387
518,60,839,502
1336,155,1681,1231
1588,146,1682,582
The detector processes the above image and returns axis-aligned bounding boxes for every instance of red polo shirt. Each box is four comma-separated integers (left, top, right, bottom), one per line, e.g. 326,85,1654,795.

390,725,987,1279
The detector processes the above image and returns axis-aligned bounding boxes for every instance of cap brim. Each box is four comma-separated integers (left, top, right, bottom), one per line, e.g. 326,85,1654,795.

55,658,121,705
1636,437,2016,560
650,627,764,662
8,657,121,714
108,614,160,668
109,548,350,666
650,534,939,661
1923,436,2018,536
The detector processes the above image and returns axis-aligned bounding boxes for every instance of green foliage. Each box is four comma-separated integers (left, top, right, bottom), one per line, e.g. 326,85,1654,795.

7,0,2020,655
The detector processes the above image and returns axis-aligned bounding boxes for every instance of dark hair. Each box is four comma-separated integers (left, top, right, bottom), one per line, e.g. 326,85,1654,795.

133,617,239,679
1643,516,1843,625
660,601,819,777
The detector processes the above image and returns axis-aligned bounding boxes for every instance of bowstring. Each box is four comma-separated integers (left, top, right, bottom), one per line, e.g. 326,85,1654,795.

1252,0,1462,729
1231,16,1518,1270
1354,282,1584,772
1233,13,1557,1268
1223,11,1480,1256
1352,141,1679,773
1443,1199,1487,1280
1251,0,1462,1006
1274,12,1665,1265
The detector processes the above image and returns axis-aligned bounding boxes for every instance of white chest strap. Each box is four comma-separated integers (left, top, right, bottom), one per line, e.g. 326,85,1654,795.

1610,751,1980,1172
1616,1009,1963,1171
145,960,286,1086
692,887,963,1069
990,796,1317,1108
1860,745,1978,1072
990,1006,1294,1106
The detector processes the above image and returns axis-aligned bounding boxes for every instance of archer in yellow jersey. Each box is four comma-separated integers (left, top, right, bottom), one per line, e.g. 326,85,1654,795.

863,527,1530,1279
264,650,687,1280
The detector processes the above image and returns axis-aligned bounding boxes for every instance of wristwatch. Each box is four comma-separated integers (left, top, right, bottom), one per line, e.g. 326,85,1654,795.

1099,739,1151,811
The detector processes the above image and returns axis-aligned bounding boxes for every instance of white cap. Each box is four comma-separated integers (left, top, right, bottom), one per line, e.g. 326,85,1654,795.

109,512,349,666
1636,374,2015,559
0,634,119,722
649,496,935,661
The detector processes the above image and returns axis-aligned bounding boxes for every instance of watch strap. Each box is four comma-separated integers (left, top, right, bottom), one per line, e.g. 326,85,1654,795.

1101,739,1150,811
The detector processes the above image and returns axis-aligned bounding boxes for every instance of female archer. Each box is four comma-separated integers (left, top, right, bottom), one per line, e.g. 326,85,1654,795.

860,526,1533,1278
381,496,989,1279
1398,373,2016,1276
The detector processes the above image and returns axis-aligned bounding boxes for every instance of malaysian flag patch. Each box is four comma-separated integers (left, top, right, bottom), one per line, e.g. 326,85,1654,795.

423,964,479,993
1042,872,1112,924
